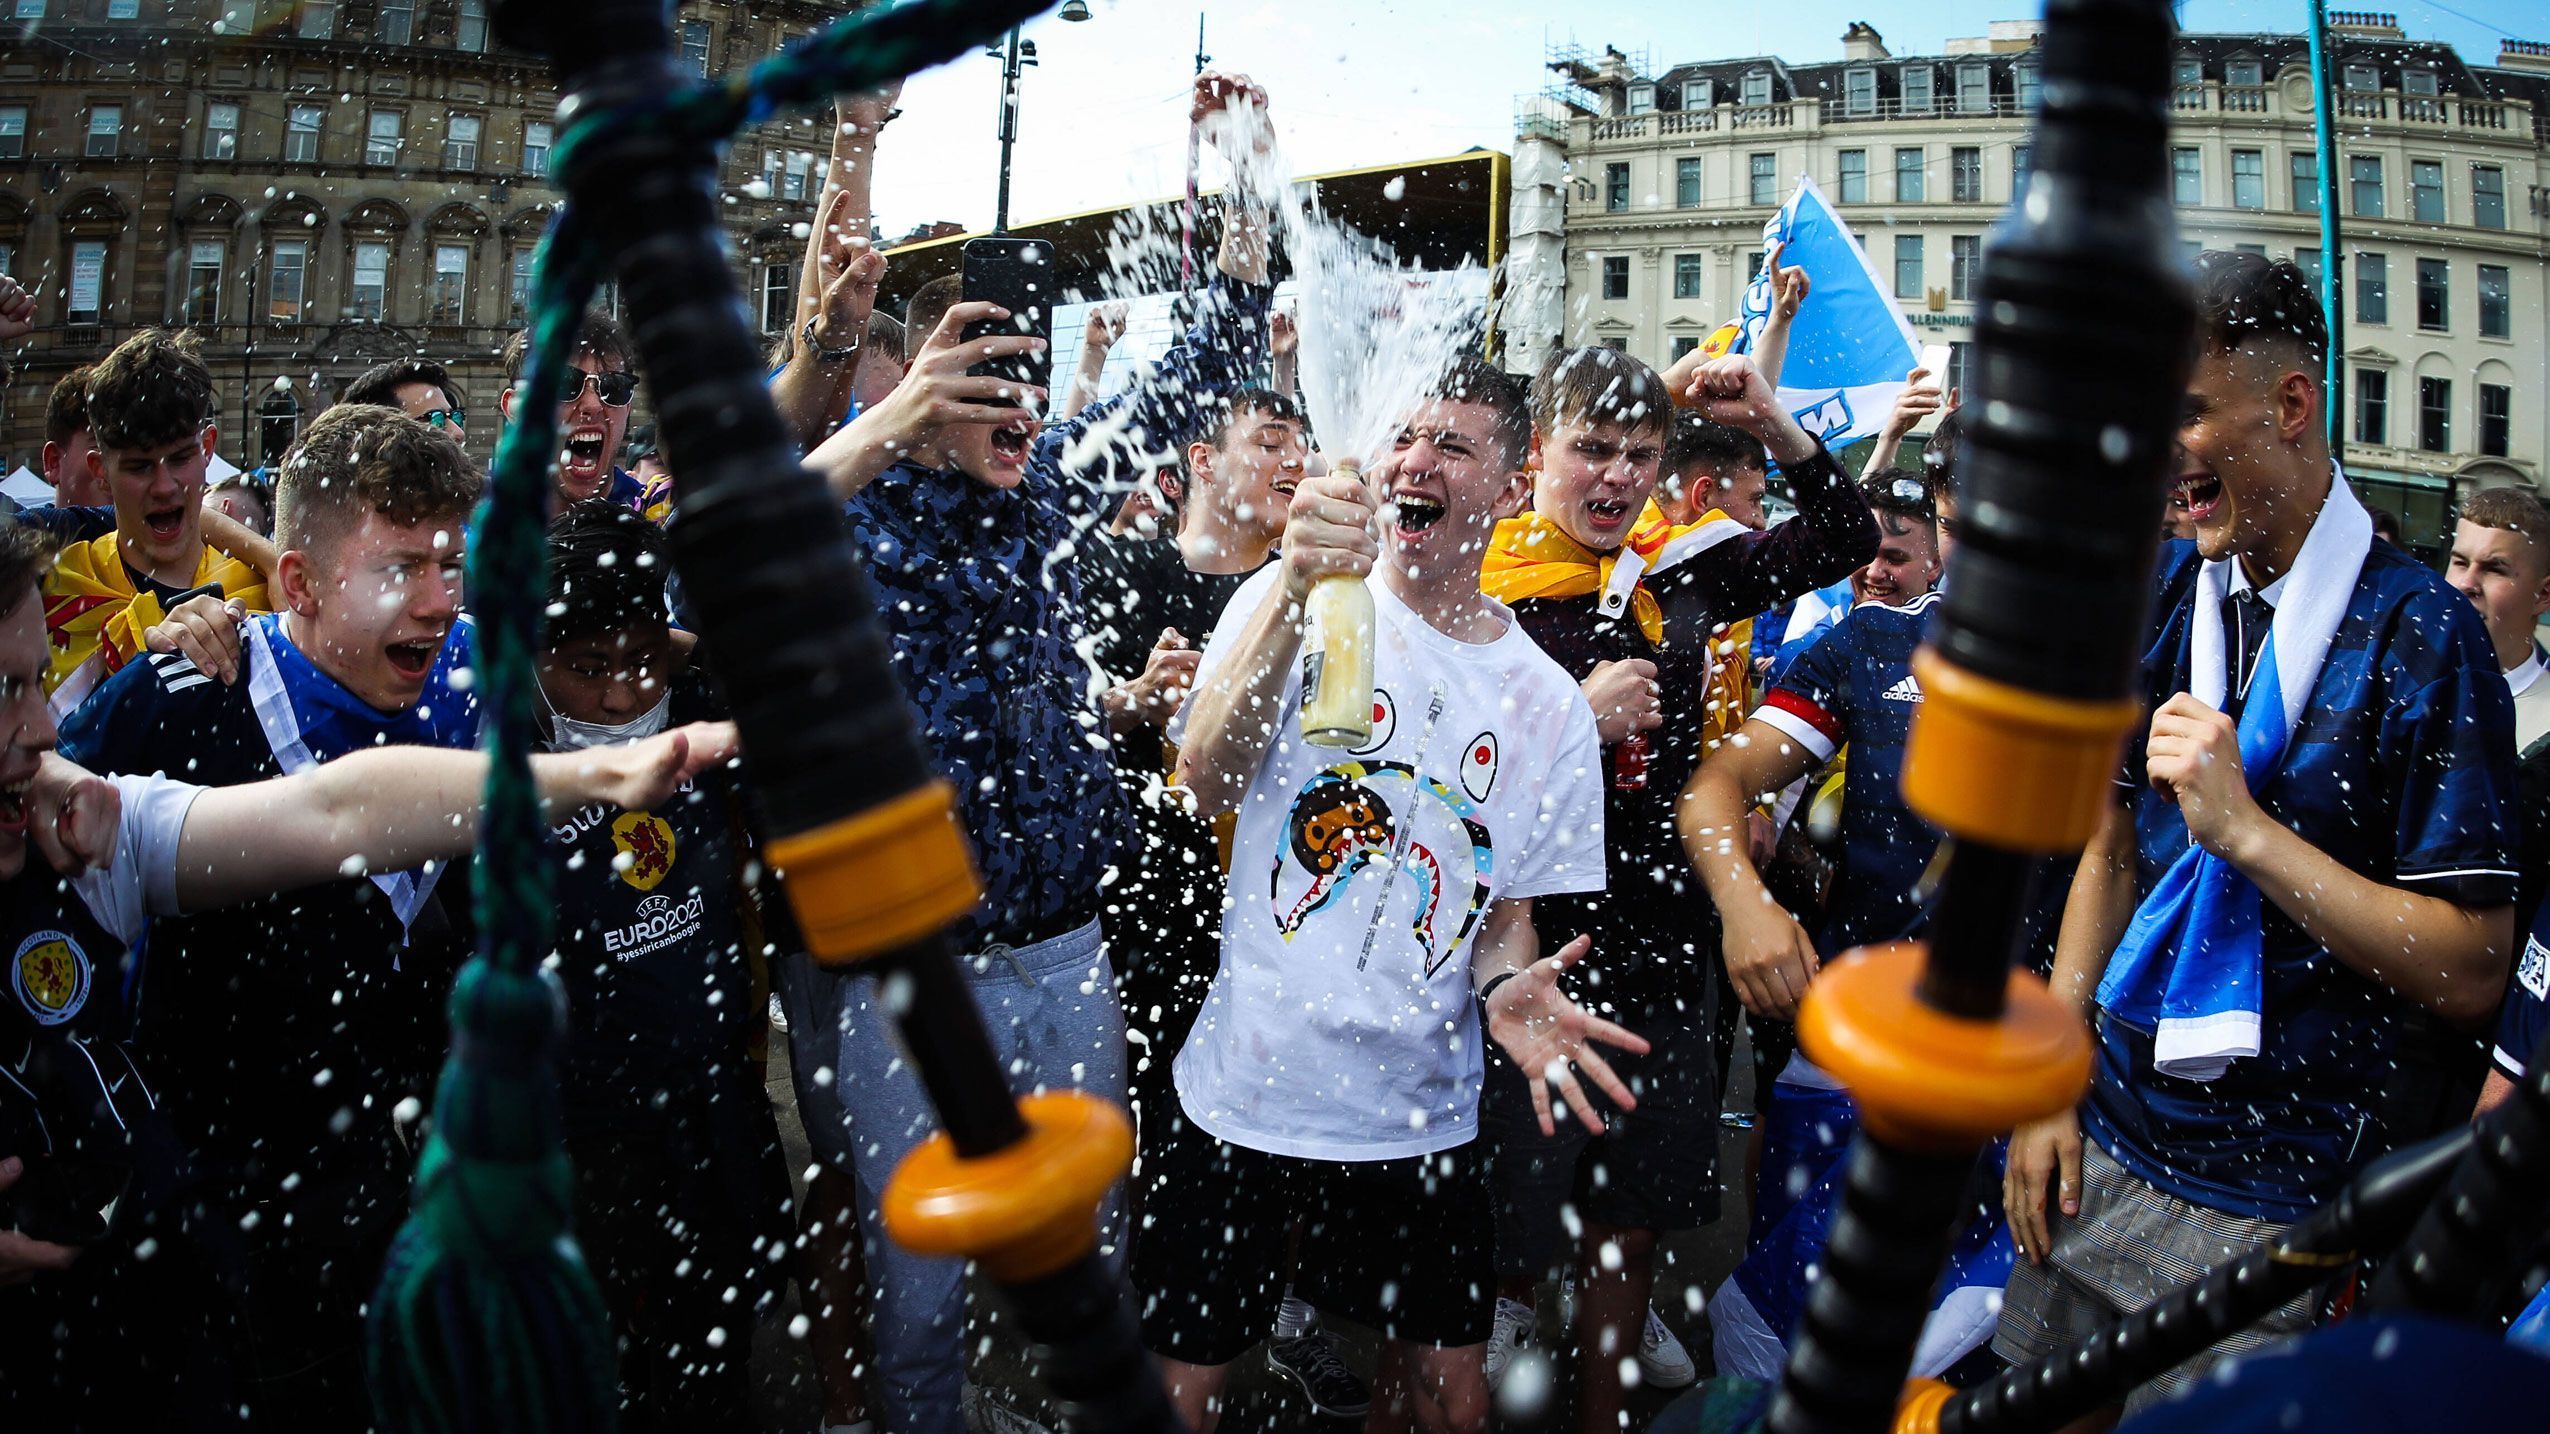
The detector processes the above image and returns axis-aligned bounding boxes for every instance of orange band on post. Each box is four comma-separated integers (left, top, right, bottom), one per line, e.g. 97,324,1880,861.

1893,1378,1954,1434
1901,648,2140,853
882,1090,1133,1282
767,780,980,967
1798,942,2091,1152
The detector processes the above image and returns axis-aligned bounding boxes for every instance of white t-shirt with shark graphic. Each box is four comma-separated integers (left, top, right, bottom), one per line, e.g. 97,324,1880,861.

1168,564,1607,1161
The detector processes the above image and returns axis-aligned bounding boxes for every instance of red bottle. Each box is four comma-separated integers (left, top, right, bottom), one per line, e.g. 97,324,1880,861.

1612,731,1650,790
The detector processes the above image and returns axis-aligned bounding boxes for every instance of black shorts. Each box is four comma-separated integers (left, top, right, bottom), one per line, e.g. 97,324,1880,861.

1130,1106,1495,1365
1486,996,1720,1278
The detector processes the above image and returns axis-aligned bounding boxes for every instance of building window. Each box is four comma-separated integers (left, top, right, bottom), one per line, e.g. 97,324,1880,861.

759,260,793,333
1626,82,1654,116
0,106,22,160
1749,152,1777,207
268,239,308,322
444,113,481,171
2479,264,2510,339
2234,243,2268,257
2171,56,2202,88
430,243,468,323
780,150,814,201
10,0,43,17
1895,147,1924,203
2348,155,2382,217
2291,151,2318,213
509,244,536,320
2015,143,2033,192
1838,149,1866,204
2410,160,2444,223
1946,341,1971,398
257,390,300,464
184,240,223,325
1605,162,1629,212
1900,64,1932,112
205,101,240,160
1951,146,1982,203
2295,247,2323,294
1601,255,1629,301
1675,156,1702,208
297,1,337,39
2015,61,2040,111
286,103,324,162
1747,250,1766,283
378,0,412,45
680,20,711,78
2342,63,2378,93
523,120,551,175
1894,234,1922,300
107,0,138,15
366,109,403,166
2480,383,2512,458
2171,147,2201,206
1956,64,1990,114
1681,79,1712,110
2472,165,2505,229
2354,369,2386,445
1669,335,1700,361
2227,58,2263,88
87,105,123,158
456,0,488,52
2415,257,2447,331
1844,68,1875,115
2402,68,2438,96
2417,376,2450,453
67,240,105,325
1673,253,1703,299
2231,149,2263,210
351,240,390,321
1951,235,1982,301
2356,252,2387,324
1741,71,1771,106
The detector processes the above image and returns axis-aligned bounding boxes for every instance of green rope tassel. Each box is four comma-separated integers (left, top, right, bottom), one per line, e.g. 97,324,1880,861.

366,209,616,1434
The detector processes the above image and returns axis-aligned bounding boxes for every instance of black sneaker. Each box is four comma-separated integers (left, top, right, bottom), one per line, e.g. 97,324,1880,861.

1267,1329,1372,1419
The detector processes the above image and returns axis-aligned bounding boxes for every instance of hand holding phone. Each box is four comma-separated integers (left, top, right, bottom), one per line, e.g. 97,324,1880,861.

960,237,1056,410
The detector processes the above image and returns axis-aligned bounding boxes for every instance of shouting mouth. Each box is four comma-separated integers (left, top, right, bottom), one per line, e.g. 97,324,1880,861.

2171,471,2224,523
0,774,28,842
1583,496,1634,531
989,420,1033,467
1391,493,1447,537
383,638,441,683
145,505,189,544
562,428,608,476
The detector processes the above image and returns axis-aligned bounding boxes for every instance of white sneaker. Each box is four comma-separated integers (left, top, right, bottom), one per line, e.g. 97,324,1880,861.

768,993,789,1032
1483,1296,1536,1387
1637,1305,1698,1389
961,1385,1055,1434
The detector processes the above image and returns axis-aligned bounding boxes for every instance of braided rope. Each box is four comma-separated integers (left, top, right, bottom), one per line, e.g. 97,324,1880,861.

367,4,1054,1429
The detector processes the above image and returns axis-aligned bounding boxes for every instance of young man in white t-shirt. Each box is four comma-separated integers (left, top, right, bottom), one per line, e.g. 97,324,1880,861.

1138,358,1635,1433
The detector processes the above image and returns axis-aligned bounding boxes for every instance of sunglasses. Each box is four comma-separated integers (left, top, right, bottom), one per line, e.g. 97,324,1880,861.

422,407,468,429
549,370,639,408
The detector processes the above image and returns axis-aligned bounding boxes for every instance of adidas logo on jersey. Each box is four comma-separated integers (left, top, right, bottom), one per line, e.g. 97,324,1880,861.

1881,675,1923,703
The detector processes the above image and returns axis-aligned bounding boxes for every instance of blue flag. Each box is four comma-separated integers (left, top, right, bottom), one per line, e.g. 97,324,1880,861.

1728,177,1923,449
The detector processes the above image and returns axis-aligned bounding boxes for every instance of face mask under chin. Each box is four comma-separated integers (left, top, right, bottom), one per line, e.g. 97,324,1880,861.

542,684,672,750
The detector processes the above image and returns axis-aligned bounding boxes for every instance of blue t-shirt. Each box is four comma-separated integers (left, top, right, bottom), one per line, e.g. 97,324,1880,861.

2086,538,2518,1222
1756,593,1941,956
2493,896,2548,1082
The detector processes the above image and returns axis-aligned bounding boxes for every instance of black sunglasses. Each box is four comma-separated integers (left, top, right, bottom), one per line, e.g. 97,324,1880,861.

551,370,639,408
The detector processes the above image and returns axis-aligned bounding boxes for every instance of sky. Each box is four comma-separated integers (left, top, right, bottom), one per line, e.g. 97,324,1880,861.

846,0,2540,239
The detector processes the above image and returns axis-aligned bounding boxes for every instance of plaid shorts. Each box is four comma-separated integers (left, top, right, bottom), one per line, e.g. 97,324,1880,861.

1993,1142,2320,1412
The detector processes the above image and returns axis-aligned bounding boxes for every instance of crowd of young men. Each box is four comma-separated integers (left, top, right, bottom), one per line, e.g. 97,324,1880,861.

2,58,2545,1434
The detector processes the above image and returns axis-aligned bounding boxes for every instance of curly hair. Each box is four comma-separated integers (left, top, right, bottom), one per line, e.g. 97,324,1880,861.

84,329,215,453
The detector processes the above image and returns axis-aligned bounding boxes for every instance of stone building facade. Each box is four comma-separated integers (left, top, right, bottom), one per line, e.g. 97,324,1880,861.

1509,14,2550,563
0,0,853,471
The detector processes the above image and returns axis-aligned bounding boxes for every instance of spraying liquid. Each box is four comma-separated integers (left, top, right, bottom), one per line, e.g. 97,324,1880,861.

1209,94,1484,748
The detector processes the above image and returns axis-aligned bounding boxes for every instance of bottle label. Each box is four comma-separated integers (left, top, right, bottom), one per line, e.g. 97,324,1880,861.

1302,649,1325,704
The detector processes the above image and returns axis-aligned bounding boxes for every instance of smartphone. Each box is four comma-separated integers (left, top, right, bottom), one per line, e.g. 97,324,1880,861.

959,236,1056,409
1916,343,1953,391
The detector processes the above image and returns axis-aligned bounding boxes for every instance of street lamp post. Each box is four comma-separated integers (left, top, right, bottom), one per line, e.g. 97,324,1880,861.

988,5,1091,234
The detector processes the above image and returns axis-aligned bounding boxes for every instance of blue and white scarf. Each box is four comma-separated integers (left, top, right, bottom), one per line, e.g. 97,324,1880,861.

243,614,479,931
2097,475,2371,1081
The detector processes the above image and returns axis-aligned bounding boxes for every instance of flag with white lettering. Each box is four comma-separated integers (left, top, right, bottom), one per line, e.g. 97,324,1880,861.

1727,176,1923,450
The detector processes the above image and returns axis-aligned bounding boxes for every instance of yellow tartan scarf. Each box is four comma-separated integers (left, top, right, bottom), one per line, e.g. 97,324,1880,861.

1482,501,1762,752
45,534,270,706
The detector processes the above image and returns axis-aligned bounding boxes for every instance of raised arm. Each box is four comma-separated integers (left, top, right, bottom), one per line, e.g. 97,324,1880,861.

768,187,885,453
1061,303,1126,421
167,722,739,912
1173,468,1373,814
1657,354,1878,620
1857,367,1942,485
1750,242,1810,392
1679,715,1824,1019
802,300,1044,502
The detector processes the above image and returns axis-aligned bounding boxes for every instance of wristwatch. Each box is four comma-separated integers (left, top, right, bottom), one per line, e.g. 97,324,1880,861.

801,316,861,366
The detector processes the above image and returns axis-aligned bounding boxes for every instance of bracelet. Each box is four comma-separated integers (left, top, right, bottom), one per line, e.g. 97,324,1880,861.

1477,970,1520,1007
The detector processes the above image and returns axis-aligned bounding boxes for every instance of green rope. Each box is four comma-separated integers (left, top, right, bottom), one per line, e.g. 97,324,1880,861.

364,3,1055,1430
